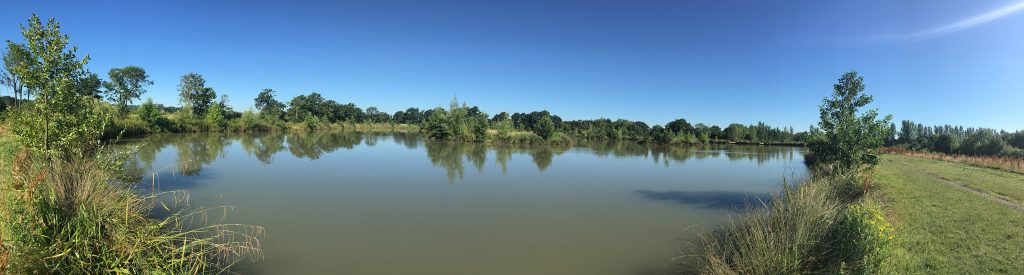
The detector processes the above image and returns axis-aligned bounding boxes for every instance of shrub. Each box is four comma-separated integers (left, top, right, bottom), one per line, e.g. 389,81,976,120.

535,115,555,139
825,204,894,274
136,98,163,129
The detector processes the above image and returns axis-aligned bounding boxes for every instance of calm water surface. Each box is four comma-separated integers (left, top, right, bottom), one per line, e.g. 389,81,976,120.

120,131,807,274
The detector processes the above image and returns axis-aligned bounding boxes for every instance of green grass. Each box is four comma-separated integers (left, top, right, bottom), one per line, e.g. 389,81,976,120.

0,138,263,273
872,155,1024,274
876,155,1024,205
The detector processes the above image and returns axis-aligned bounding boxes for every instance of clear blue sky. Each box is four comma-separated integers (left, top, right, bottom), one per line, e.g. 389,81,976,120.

2,0,1023,130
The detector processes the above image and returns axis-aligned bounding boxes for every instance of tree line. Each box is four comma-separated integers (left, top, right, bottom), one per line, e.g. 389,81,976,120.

884,120,1024,158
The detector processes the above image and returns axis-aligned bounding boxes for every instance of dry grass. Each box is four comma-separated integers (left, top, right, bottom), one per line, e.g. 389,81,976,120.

880,147,1024,174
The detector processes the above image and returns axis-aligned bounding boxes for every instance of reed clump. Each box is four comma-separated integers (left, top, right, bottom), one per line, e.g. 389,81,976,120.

684,171,893,274
0,146,263,273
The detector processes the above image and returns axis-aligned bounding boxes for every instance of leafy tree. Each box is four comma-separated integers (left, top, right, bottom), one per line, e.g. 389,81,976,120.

103,66,152,112
136,97,163,130
365,106,391,123
204,99,226,130
422,107,450,139
177,73,216,116
1009,131,1024,149
254,88,285,119
394,107,424,124
77,71,103,99
650,125,672,143
666,119,694,135
724,123,745,141
1,43,30,104
6,14,108,156
806,71,893,169
536,115,556,139
471,114,489,142
959,130,1005,156
286,92,327,122
931,133,959,154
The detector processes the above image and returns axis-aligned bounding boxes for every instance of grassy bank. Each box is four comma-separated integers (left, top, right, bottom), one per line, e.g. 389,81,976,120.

684,171,893,274
0,136,263,273
871,155,1024,273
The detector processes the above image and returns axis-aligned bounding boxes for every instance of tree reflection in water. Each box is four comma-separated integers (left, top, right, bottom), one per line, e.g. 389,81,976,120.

119,131,802,185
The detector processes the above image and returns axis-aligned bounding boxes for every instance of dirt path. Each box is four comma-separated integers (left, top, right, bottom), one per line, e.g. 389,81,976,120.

925,172,1024,212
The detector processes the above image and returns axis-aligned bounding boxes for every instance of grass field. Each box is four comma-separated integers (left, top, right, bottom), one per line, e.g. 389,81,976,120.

872,155,1024,274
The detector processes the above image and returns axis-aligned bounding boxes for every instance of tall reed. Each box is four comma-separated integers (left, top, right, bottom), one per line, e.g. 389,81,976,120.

684,172,893,274
0,147,263,273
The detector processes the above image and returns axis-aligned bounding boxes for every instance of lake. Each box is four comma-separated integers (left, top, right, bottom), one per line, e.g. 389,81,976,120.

119,131,808,274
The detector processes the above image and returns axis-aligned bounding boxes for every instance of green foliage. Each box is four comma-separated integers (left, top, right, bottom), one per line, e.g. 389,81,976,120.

285,92,365,123
421,97,489,141
1,43,30,103
471,114,489,142
1009,131,1024,149
0,148,263,273
103,66,152,112
665,118,694,135
649,125,672,143
891,120,1022,157
827,204,894,274
806,71,892,169
204,100,226,131
231,109,281,132
422,107,450,139
535,115,556,139
135,97,163,130
5,14,111,157
75,72,103,99
931,133,959,154
958,129,1007,156
302,113,323,130
495,115,513,138
254,88,285,120
177,73,216,116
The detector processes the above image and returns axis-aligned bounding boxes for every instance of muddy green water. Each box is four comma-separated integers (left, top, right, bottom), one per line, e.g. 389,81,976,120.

120,131,807,274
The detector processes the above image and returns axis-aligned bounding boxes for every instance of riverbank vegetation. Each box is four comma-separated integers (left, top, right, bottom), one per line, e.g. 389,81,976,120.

686,71,896,274
0,14,262,273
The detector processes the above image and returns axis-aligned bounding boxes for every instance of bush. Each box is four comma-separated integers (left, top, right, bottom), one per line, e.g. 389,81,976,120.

826,204,894,274
535,115,555,139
